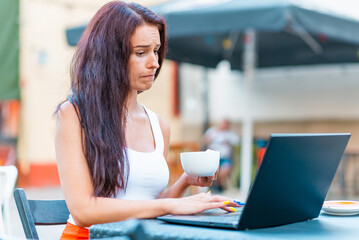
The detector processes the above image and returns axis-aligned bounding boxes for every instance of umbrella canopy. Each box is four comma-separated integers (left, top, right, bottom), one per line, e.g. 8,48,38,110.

150,0,359,69
67,0,359,68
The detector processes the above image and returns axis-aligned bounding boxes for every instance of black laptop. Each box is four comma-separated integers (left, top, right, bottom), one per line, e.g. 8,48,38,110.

158,133,351,230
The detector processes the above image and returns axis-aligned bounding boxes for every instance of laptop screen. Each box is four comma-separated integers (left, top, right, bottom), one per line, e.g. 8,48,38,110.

238,133,350,230
158,133,350,230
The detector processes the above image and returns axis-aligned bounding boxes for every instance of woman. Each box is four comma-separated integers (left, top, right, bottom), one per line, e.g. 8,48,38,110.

55,1,238,239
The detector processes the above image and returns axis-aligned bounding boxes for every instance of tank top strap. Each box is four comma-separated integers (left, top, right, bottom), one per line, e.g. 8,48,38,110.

142,105,164,154
67,94,77,105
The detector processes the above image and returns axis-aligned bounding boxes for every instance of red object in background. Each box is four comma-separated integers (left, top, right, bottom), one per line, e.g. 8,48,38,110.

0,145,16,166
17,163,61,187
318,33,327,43
257,147,266,168
172,62,180,116
1,99,20,138
242,33,252,44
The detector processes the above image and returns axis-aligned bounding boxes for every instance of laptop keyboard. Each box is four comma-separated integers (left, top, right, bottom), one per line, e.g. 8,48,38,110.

151,209,244,239
186,209,242,224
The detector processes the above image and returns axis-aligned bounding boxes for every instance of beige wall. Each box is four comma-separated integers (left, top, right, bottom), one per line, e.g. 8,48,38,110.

253,121,359,149
19,0,359,170
179,61,359,152
182,121,359,152
18,0,174,169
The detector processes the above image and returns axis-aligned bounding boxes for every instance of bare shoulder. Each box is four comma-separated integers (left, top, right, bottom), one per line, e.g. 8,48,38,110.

55,101,83,164
56,101,78,122
55,101,81,131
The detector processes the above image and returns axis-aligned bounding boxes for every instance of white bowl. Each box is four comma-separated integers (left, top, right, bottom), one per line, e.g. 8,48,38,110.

180,150,220,177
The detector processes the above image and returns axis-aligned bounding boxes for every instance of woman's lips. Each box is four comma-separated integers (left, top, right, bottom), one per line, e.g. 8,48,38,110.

141,74,155,79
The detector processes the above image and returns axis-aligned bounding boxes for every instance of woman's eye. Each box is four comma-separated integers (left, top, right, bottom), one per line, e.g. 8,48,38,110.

136,51,145,56
154,49,159,54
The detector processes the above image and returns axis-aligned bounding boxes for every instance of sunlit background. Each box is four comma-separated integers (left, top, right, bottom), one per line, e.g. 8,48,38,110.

1,0,359,238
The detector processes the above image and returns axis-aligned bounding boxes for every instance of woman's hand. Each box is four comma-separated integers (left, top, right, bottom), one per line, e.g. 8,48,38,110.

182,169,219,187
158,169,219,199
166,192,240,215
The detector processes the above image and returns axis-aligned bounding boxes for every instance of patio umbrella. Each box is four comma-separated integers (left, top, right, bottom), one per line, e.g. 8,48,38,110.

150,0,359,69
66,0,359,195
67,0,359,67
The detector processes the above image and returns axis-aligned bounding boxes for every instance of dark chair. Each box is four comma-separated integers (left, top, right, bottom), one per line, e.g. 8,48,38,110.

13,188,70,240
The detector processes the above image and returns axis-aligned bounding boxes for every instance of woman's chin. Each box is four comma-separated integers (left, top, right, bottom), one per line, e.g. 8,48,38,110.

142,83,154,91
132,81,154,92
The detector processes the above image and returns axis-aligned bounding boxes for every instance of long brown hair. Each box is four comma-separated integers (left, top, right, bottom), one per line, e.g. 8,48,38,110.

60,1,167,197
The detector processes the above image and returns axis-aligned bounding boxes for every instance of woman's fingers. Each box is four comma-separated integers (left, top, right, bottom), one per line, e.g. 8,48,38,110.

204,201,227,209
220,206,238,212
196,192,239,206
203,203,238,213
201,170,219,185
190,192,239,206
171,193,242,215
214,168,219,180
207,170,218,182
206,177,215,183
195,177,214,187
210,195,241,207
210,194,231,202
205,177,214,186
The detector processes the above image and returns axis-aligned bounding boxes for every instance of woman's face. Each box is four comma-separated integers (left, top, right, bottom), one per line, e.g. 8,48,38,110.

129,24,161,92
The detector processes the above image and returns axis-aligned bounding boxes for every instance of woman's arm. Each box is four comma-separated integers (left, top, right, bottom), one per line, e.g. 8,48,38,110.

156,114,189,198
56,102,230,227
55,102,170,226
156,115,216,198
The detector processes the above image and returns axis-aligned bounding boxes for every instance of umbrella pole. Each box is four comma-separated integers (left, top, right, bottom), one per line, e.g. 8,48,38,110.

240,29,256,196
202,68,210,133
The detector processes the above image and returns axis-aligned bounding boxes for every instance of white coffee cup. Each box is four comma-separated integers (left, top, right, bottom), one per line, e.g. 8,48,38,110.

180,150,220,177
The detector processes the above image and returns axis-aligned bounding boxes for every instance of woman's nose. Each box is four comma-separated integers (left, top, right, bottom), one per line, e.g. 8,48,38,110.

147,53,160,69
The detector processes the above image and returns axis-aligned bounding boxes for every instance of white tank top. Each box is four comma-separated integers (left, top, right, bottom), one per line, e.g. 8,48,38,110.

117,105,169,199
68,105,169,225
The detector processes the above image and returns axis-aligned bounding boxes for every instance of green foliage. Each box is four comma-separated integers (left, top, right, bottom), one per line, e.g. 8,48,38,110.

0,0,20,100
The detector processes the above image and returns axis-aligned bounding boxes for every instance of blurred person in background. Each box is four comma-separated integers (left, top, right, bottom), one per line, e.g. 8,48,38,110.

55,1,238,239
203,119,240,192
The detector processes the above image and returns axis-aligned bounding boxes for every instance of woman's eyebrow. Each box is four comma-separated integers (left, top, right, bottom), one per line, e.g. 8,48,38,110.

133,44,161,48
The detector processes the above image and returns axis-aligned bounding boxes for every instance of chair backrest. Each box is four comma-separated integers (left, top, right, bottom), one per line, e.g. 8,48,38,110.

13,188,70,240
0,166,17,203
0,165,18,236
